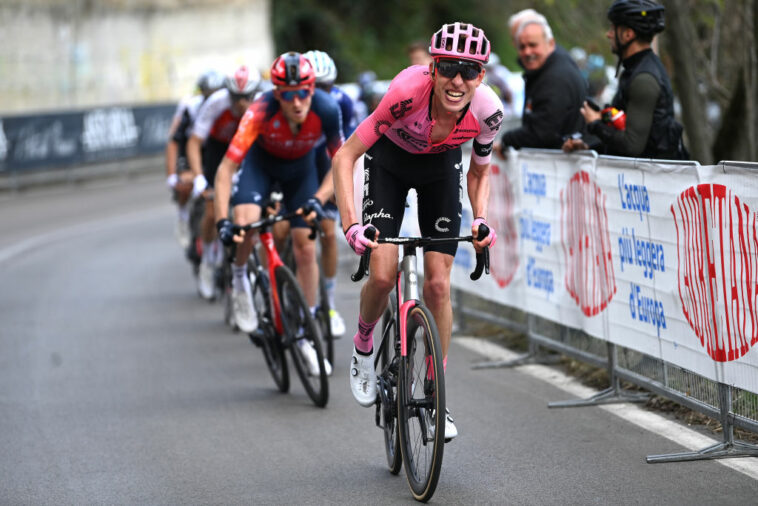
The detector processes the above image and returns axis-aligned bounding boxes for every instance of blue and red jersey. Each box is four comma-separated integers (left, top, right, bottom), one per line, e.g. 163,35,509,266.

225,88,344,164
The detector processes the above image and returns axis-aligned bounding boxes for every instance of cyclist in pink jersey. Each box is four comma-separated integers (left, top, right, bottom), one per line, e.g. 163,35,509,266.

333,22,501,440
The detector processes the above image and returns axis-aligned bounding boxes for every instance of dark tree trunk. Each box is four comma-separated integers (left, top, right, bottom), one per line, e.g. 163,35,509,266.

662,0,713,164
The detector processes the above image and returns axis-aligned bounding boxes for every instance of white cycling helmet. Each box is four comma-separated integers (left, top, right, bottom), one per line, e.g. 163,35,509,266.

304,50,338,86
224,65,261,98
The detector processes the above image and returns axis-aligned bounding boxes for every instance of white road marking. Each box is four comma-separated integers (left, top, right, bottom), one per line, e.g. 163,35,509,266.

455,336,758,481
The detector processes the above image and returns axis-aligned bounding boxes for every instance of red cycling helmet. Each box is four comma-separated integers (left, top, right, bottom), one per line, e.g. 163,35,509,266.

430,22,490,64
270,52,316,87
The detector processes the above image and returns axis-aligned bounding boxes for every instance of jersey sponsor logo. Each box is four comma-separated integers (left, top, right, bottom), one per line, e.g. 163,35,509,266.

396,129,428,150
435,217,451,233
455,128,479,134
474,140,493,156
374,120,391,137
363,198,374,211
484,110,504,132
429,143,458,153
390,99,413,120
364,208,393,222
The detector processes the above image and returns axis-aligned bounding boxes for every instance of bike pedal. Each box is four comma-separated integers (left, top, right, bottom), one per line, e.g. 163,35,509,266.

248,330,265,348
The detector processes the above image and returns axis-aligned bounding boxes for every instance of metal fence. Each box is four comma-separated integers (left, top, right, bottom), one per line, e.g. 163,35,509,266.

454,288,758,463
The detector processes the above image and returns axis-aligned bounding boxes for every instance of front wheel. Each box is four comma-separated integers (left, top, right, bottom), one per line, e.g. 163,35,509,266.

397,303,445,503
380,294,402,475
253,269,289,393
315,274,334,364
276,266,329,407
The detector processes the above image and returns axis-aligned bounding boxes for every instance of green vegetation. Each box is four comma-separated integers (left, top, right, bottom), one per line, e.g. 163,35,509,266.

271,0,613,81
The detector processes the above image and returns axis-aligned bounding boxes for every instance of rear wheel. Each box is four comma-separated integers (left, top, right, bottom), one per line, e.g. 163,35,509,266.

379,294,402,475
253,269,289,393
397,303,445,503
314,274,334,364
276,266,329,407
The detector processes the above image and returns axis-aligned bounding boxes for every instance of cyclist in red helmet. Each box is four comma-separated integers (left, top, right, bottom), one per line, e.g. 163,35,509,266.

214,52,345,375
333,22,501,440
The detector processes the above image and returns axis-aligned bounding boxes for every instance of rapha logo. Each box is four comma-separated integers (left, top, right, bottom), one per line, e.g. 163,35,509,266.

364,208,392,222
484,110,504,131
363,198,374,211
435,217,451,232
390,99,413,120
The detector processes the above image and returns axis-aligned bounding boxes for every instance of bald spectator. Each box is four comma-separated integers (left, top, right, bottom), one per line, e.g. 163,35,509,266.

496,15,587,153
407,41,433,66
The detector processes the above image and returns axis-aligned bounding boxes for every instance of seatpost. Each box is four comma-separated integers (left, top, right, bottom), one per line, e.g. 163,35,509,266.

401,244,419,301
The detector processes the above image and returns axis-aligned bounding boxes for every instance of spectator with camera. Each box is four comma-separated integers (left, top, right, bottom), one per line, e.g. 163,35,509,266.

562,0,688,159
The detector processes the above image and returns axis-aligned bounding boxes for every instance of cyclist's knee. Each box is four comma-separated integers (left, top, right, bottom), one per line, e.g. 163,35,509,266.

423,276,451,306
293,237,317,264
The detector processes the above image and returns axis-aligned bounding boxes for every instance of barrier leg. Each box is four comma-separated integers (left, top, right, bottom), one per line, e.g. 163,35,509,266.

472,314,561,369
548,342,650,408
646,383,758,463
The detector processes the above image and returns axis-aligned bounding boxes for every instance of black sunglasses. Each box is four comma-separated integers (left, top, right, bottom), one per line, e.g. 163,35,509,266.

435,59,483,80
230,92,255,102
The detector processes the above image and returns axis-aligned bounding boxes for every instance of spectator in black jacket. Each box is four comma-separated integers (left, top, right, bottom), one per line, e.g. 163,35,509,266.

562,0,688,160
496,17,586,155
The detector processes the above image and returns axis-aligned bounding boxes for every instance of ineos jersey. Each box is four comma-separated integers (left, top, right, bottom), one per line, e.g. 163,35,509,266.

354,65,504,164
191,88,243,144
225,88,344,163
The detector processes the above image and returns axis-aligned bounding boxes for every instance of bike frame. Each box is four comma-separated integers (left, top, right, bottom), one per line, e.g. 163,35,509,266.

257,227,286,335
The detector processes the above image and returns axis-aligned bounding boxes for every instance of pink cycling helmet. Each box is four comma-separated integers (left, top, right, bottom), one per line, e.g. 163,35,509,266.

430,22,490,64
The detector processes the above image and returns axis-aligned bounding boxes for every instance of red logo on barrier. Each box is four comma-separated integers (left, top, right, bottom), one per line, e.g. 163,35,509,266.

487,163,518,288
671,184,758,362
561,171,616,316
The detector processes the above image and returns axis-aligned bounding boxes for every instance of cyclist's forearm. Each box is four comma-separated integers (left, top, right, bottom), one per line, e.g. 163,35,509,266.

214,156,238,221
314,167,334,205
333,135,369,230
186,136,204,177
467,159,490,219
165,140,178,176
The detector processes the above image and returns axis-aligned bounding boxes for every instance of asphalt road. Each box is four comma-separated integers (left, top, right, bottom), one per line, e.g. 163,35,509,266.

1,173,756,504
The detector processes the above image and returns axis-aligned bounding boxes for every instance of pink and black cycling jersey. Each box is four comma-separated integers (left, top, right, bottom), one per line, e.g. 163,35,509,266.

354,65,504,164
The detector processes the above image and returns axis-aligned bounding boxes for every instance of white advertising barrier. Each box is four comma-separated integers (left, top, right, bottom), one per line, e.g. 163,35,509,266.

447,149,758,394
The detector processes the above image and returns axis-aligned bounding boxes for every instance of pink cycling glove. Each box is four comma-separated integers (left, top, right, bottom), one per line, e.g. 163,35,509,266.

345,223,374,255
472,217,497,249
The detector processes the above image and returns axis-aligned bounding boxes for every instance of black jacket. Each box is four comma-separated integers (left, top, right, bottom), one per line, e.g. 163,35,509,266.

588,48,687,159
501,46,587,149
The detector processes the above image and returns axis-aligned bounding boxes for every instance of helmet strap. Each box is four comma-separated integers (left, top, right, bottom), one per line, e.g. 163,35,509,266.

613,26,636,77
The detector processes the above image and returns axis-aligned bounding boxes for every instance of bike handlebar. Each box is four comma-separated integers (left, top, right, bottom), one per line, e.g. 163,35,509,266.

233,208,319,240
351,224,491,282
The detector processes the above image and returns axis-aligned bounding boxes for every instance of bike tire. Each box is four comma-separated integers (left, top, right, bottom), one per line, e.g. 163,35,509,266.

315,274,334,364
397,303,445,503
380,294,402,475
253,269,289,393
275,265,329,407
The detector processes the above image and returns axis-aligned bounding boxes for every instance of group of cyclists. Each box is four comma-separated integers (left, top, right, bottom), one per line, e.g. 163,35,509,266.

164,22,497,444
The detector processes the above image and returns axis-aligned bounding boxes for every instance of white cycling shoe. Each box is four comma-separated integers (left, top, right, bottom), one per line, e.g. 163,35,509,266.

297,339,332,377
329,309,346,337
428,407,458,442
198,262,216,300
232,285,258,333
349,346,377,407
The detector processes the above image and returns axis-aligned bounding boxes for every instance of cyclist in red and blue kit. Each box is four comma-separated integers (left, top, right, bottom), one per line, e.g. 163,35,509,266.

333,22,501,439
214,52,344,375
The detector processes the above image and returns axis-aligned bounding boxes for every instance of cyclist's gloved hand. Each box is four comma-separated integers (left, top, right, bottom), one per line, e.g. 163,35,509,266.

166,173,178,188
301,197,325,224
216,218,236,246
344,223,376,255
192,174,208,197
472,217,497,250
